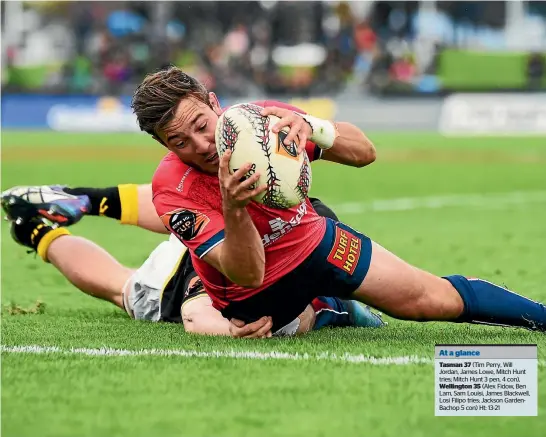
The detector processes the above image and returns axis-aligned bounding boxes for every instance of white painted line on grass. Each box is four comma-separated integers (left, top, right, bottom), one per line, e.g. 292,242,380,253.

1,345,431,365
2,345,545,367
333,190,546,215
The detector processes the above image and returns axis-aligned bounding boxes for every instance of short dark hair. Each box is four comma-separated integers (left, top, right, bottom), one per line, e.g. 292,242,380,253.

131,66,210,136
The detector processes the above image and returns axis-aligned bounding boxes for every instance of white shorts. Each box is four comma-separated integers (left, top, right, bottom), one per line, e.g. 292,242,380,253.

120,235,303,336
122,234,187,321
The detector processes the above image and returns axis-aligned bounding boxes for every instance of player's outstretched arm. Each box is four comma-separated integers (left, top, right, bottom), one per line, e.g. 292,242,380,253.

203,150,267,288
261,106,376,168
320,122,376,168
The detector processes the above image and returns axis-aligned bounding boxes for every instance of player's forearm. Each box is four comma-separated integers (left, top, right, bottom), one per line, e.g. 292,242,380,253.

188,317,231,336
300,113,376,167
320,122,376,168
220,206,265,288
182,298,232,336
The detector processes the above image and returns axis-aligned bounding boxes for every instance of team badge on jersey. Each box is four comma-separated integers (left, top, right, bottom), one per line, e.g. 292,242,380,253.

166,209,210,241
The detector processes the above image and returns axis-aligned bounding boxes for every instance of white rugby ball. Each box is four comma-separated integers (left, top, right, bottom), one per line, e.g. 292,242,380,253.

215,103,312,209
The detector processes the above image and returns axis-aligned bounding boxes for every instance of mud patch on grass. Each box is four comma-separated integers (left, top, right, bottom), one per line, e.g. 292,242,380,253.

4,300,46,316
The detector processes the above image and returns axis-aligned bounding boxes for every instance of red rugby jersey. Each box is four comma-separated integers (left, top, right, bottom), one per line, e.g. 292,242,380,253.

152,100,327,310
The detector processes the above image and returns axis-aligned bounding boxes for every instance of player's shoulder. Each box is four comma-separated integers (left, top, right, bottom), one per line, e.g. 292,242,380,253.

152,152,198,197
152,153,221,215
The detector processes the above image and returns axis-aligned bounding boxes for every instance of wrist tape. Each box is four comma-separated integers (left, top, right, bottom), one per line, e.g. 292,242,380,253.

299,113,339,150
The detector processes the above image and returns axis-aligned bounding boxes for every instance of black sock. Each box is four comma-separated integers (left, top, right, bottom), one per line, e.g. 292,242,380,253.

64,187,122,220
11,218,71,261
26,221,55,250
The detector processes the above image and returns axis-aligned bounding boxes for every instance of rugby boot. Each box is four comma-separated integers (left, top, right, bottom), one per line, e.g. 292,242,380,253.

313,296,386,329
1,185,90,226
343,300,387,328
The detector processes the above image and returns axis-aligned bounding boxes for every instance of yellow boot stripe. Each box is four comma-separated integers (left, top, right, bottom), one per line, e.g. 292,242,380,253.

37,228,71,262
118,184,139,226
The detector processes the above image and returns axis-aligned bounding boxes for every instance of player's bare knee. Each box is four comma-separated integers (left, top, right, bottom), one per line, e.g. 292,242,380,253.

182,309,196,332
407,280,464,321
438,279,465,318
181,301,204,333
183,319,196,333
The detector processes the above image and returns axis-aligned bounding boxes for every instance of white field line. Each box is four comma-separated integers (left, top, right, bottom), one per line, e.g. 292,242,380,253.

2,345,545,367
332,190,546,215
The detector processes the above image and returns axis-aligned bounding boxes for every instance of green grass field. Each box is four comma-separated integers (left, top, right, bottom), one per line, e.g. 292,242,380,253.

2,131,546,437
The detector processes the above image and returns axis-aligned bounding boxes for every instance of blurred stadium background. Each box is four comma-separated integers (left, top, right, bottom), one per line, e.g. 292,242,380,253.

2,2,546,437
2,0,546,133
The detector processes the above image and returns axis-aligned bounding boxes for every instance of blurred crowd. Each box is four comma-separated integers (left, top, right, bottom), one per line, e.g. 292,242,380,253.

2,1,546,97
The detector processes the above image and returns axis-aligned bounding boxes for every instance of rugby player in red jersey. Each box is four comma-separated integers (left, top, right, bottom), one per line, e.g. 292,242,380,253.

130,66,545,336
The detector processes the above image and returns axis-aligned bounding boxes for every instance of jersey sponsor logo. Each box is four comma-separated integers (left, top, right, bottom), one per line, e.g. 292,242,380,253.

261,202,307,246
327,226,361,275
176,167,193,192
276,131,299,160
167,209,210,241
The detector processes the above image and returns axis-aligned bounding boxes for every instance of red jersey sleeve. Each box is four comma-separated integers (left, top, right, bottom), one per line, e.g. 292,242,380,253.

154,191,225,259
251,100,323,162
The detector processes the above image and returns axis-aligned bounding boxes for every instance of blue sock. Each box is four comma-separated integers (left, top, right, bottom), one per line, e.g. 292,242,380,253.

311,296,351,330
444,275,546,331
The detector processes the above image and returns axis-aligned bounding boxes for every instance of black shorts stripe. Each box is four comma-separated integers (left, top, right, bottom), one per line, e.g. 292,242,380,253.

160,251,195,323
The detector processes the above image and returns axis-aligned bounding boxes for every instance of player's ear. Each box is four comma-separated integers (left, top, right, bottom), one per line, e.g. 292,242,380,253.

209,92,222,115
152,135,167,148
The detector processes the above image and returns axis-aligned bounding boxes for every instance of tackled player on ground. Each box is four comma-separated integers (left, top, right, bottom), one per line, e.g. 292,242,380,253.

1,184,384,338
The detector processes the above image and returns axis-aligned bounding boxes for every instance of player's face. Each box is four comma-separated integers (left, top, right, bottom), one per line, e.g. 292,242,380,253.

156,93,223,175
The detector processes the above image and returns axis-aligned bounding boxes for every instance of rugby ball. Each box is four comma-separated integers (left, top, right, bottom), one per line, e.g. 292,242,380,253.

215,103,312,209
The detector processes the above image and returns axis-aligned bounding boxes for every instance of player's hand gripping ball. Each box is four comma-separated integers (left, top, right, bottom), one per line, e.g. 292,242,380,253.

215,103,312,209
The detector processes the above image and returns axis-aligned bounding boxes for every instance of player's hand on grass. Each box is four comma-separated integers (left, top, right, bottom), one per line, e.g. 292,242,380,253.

219,150,267,209
229,316,273,339
261,106,312,155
